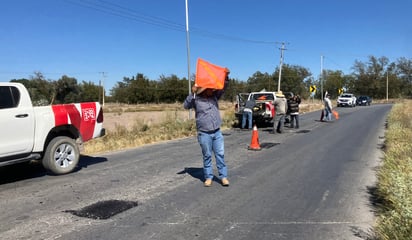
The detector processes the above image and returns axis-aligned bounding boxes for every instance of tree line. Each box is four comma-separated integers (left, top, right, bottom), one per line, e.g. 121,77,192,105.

9,55,412,106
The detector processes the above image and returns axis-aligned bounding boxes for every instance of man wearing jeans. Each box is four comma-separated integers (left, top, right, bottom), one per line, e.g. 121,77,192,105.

273,91,287,133
241,99,255,129
183,72,230,187
323,94,333,121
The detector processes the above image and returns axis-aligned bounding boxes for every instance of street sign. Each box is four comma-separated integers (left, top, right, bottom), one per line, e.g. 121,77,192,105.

310,85,317,93
338,88,343,95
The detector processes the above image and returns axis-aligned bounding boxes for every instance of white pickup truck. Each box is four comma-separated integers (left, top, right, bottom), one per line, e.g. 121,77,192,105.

0,82,105,175
235,91,276,126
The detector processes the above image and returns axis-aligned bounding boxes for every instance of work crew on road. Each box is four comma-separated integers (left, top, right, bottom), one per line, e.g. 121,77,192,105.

288,95,301,129
273,91,287,134
242,98,255,130
183,70,230,187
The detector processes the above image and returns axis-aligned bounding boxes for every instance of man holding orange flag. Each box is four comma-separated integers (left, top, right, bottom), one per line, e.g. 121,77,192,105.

184,59,230,187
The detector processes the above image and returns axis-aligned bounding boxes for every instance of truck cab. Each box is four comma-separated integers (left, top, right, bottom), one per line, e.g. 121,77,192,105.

0,83,36,157
0,82,105,175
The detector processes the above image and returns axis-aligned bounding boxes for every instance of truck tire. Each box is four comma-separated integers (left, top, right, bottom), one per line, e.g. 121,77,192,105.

42,136,80,175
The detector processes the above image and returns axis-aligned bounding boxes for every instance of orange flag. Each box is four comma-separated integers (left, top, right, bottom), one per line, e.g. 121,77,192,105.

195,58,229,90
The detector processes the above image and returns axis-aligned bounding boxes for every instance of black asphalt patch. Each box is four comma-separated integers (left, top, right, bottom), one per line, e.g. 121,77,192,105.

259,142,279,149
296,129,310,133
65,200,138,220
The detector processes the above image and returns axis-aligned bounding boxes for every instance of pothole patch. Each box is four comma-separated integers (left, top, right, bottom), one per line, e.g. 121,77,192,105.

65,200,138,220
260,142,279,149
296,129,311,133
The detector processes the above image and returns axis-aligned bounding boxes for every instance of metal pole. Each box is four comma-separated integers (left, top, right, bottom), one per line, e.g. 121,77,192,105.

277,42,285,92
320,55,323,102
185,0,192,119
99,72,106,107
386,71,389,102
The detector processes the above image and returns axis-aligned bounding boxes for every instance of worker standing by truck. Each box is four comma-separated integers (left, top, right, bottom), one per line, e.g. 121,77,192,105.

273,91,287,134
288,95,301,128
241,98,255,130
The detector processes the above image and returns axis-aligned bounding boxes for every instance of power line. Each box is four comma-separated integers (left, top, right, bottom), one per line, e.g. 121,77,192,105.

65,0,278,45
66,0,184,31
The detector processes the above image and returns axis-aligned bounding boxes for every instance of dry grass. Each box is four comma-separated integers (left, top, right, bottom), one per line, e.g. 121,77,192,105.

84,100,324,154
374,99,412,240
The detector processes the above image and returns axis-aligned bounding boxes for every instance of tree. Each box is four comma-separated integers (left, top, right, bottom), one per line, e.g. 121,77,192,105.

54,75,80,103
351,56,406,98
79,81,100,102
11,72,55,106
322,70,347,98
275,64,312,97
246,71,273,92
395,57,412,96
110,80,130,103
158,74,187,103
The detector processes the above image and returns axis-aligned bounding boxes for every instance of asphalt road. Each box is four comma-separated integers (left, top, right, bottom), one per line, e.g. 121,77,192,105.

0,104,392,240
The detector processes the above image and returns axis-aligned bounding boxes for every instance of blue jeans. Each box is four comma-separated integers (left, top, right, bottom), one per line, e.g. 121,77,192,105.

197,130,227,180
290,114,299,128
242,111,253,129
274,114,285,133
325,109,332,121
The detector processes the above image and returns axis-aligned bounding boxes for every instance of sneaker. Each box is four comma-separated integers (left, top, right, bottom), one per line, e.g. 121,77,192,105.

221,178,230,186
204,179,212,187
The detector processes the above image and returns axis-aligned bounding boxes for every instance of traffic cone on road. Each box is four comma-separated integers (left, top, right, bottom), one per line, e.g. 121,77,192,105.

248,125,261,151
332,110,339,120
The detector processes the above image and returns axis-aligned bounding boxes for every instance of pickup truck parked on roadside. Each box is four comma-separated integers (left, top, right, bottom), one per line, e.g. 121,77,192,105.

235,91,276,126
0,82,105,175
337,93,357,107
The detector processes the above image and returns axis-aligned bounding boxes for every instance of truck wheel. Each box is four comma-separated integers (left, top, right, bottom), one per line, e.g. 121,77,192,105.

42,136,79,175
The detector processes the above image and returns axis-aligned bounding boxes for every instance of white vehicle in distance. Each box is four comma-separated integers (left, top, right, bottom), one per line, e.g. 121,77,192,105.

337,93,357,107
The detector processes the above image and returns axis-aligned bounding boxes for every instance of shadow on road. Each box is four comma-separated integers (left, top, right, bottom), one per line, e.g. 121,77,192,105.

177,167,203,182
0,155,107,184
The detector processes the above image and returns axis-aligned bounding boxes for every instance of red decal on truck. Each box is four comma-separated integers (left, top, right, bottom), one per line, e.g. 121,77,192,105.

51,103,97,141
79,103,97,141
52,105,69,125
266,102,275,117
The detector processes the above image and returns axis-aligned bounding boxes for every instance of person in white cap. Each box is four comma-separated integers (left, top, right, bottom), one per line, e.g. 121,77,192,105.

323,93,333,121
183,71,230,187
273,91,287,133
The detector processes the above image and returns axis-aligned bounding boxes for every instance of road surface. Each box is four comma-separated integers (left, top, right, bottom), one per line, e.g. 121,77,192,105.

0,104,391,240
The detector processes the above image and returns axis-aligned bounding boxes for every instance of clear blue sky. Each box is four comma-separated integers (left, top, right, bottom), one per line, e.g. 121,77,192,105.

1,0,411,92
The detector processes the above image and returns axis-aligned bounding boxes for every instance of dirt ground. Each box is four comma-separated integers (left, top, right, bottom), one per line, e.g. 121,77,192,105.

103,111,191,132
102,102,235,132
102,101,322,132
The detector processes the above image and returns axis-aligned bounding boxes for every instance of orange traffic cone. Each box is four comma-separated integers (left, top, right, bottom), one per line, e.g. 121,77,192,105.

248,125,261,151
332,110,339,120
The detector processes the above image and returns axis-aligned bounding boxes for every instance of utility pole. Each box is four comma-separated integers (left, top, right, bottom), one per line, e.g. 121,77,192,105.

386,71,389,102
277,42,287,92
99,72,106,107
320,55,324,101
